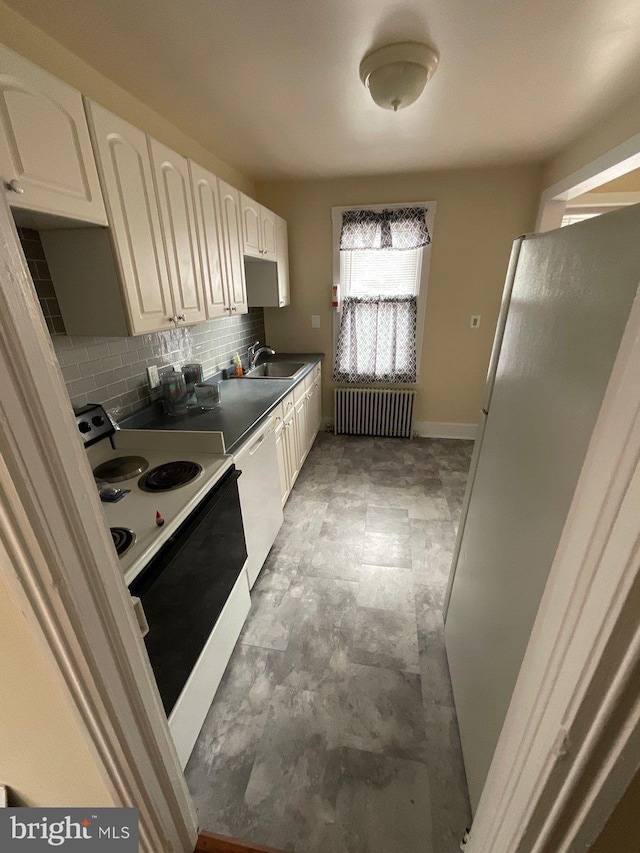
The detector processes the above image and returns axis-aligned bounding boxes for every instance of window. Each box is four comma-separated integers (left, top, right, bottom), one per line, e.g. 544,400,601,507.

332,203,435,384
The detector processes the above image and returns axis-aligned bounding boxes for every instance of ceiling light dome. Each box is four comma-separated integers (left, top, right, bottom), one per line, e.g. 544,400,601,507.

359,41,439,112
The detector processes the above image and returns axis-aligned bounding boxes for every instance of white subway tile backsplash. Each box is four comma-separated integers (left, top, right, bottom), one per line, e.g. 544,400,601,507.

101,354,123,371
69,376,97,396
60,347,88,366
108,339,130,356
79,359,104,378
85,343,111,361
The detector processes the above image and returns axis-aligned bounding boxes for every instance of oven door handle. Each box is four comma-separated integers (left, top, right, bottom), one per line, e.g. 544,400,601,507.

131,595,150,638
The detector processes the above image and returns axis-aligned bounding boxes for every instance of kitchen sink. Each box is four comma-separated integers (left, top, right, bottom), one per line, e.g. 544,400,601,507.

244,361,306,379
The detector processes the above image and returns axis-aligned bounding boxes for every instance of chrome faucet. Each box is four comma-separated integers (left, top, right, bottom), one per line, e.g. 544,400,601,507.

249,345,276,369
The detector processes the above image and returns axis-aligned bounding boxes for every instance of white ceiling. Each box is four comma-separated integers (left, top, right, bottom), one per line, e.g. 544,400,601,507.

7,0,640,180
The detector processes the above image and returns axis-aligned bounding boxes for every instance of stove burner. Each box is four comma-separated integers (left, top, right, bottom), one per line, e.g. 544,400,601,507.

93,455,149,483
111,527,136,558
138,460,203,492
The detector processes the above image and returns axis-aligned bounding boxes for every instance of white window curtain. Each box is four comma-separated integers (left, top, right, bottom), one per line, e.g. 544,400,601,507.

333,207,428,384
334,295,418,383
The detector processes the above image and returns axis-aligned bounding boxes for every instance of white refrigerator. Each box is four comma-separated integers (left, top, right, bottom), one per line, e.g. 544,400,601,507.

444,203,640,812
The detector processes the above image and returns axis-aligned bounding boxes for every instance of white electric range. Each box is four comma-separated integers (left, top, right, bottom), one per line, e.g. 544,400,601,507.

76,403,251,768
84,420,233,585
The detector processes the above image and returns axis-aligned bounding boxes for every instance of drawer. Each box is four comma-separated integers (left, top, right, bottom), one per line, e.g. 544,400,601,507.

271,401,284,428
293,381,307,403
282,391,295,417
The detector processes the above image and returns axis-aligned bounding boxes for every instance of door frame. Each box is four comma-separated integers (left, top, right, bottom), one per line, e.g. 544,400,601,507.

0,196,197,849
536,131,640,231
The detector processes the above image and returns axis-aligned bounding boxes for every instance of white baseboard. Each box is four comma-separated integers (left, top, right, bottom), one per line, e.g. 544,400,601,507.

413,421,478,439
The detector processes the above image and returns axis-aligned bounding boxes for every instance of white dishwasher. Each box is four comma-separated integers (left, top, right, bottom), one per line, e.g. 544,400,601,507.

233,419,284,589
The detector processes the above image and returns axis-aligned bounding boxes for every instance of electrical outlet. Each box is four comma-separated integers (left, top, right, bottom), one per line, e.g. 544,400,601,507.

470,315,481,329
147,365,160,389
312,315,320,329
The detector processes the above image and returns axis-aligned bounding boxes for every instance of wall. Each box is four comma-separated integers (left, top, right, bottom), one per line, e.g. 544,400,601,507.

19,228,266,418
542,89,640,189
589,769,640,853
0,569,112,807
256,165,541,427
0,1,254,196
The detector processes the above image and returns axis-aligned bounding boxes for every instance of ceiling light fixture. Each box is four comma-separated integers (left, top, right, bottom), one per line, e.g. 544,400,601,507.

359,41,439,112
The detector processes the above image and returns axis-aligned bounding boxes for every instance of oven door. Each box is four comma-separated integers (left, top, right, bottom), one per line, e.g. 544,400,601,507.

129,465,247,716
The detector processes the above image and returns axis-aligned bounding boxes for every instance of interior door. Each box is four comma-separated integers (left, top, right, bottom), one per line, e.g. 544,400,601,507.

149,138,206,325
444,205,640,812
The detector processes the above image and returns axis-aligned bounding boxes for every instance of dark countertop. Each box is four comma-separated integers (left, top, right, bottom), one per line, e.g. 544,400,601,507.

121,353,324,454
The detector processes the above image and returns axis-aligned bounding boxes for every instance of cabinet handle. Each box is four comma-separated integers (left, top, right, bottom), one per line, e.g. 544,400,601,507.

167,316,176,323
279,301,284,306
231,306,237,312
6,179,24,194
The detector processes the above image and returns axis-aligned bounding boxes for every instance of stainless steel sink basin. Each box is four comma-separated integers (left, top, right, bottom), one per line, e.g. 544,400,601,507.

244,361,306,379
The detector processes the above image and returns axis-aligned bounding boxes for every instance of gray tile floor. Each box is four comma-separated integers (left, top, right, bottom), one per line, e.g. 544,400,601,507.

186,432,473,853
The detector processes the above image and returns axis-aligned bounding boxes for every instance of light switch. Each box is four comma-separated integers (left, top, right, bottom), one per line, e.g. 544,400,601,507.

147,365,160,388
312,315,320,329
470,315,481,329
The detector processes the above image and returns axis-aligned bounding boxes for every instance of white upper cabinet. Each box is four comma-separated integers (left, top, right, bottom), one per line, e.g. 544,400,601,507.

240,192,277,261
219,180,248,315
240,193,262,258
0,45,106,224
260,206,277,261
189,161,228,319
149,138,206,326
85,102,174,334
275,214,290,306
244,212,290,308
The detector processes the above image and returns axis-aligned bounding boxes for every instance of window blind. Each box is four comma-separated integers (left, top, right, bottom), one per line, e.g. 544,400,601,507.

340,247,422,297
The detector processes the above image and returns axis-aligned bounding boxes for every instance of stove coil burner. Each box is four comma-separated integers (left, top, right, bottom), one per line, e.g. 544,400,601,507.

138,460,203,492
111,527,136,558
93,455,149,483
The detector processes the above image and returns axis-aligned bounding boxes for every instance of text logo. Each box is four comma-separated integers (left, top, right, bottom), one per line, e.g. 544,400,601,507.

0,809,138,850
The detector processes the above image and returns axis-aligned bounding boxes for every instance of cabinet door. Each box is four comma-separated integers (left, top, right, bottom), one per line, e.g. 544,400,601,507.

240,193,261,258
219,181,248,315
294,395,308,468
189,161,228,319
275,420,290,506
0,45,106,224
275,214,290,307
260,206,277,261
86,102,174,334
284,413,298,488
313,375,322,436
149,138,206,326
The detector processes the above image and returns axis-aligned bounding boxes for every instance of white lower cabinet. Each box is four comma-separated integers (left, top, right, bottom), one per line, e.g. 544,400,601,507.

274,364,322,505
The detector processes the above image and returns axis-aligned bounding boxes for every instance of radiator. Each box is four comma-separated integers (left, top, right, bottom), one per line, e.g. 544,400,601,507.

334,388,415,438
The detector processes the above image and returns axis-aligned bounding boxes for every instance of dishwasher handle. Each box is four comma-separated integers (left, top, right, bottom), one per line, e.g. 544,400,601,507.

249,424,273,455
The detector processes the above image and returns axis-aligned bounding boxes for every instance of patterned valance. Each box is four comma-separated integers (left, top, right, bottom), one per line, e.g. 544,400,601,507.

340,207,431,251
